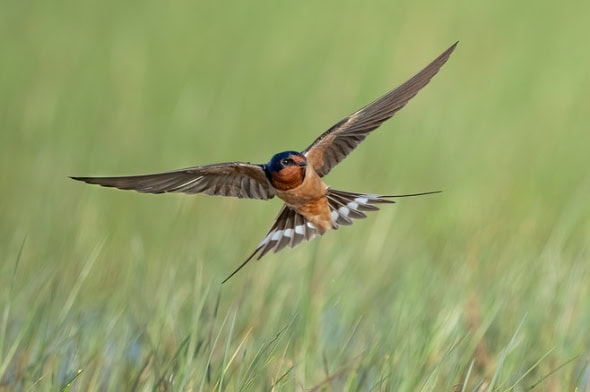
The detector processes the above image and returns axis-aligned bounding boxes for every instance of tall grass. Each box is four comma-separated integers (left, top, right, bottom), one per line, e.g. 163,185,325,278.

1,0,590,390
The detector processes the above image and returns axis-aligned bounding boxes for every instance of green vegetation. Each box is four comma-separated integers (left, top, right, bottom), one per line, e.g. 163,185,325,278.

1,0,589,390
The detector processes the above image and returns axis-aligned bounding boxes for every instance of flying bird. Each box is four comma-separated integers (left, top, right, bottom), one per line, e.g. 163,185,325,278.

72,42,457,283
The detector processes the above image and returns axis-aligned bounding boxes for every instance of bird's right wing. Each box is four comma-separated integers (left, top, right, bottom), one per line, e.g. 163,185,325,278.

71,162,275,200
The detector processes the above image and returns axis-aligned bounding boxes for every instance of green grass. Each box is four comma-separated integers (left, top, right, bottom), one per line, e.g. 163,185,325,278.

2,0,590,390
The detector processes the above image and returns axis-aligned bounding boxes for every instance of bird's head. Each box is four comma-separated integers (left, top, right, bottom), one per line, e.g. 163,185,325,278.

264,151,307,191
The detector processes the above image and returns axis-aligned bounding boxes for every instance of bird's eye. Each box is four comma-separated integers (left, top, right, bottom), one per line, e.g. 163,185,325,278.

280,158,293,166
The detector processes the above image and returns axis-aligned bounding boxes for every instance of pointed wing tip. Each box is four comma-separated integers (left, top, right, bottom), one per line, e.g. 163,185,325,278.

70,176,108,187
70,176,91,183
431,42,458,65
440,42,459,60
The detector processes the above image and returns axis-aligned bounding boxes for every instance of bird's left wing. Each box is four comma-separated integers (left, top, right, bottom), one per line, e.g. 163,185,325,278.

303,42,457,177
71,162,275,200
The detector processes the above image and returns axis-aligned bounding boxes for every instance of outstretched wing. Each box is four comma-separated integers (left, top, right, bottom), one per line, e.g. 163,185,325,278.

303,42,457,177
71,162,275,200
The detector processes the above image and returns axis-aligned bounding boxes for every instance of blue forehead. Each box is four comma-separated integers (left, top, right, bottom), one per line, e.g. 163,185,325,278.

269,151,300,163
265,151,301,175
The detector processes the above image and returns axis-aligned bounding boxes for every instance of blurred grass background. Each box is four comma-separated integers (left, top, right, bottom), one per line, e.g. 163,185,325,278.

1,0,590,390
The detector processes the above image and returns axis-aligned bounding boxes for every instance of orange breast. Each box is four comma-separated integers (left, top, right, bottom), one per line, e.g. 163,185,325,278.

271,166,305,191
275,167,333,233
275,166,327,205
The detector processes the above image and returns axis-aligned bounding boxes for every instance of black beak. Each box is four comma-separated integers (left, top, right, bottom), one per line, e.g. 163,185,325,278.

297,161,307,167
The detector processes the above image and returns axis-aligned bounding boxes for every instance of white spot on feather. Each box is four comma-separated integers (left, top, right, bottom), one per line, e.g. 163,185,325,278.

330,210,339,222
271,230,282,241
260,234,271,246
347,201,359,210
338,206,350,217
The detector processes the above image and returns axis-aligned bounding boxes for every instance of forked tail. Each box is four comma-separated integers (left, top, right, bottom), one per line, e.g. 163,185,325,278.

221,189,440,283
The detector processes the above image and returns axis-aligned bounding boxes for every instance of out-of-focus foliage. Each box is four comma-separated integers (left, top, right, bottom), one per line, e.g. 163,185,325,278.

1,0,589,390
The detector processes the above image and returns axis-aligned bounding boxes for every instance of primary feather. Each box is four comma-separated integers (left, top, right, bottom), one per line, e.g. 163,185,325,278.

303,42,458,177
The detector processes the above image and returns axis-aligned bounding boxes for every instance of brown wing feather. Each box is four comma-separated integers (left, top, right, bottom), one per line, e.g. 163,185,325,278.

304,42,458,177
71,162,275,200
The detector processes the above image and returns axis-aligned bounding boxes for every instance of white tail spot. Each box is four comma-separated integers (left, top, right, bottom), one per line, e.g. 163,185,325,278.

330,210,339,222
354,197,369,204
338,206,350,217
347,201,359,210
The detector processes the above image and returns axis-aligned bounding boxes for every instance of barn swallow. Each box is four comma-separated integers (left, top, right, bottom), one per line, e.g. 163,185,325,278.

72,42,457,283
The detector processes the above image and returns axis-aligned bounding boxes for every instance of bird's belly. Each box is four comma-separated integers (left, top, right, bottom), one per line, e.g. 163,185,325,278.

275,169,327,204
296,198,333,233
276,190,333,233
275,170,333,232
